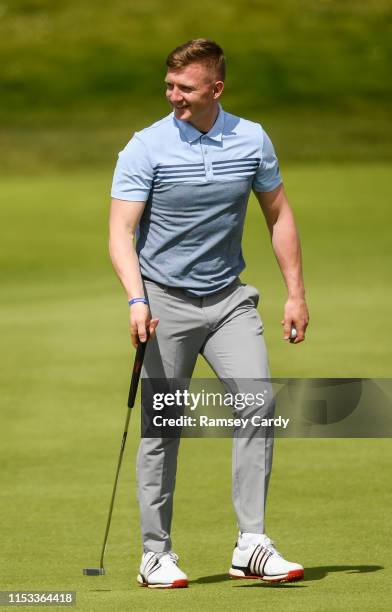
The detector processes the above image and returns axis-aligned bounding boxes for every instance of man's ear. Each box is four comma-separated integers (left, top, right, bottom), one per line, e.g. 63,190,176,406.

213,81,225,99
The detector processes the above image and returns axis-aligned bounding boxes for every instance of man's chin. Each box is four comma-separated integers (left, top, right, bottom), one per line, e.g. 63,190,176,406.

174,108,191,121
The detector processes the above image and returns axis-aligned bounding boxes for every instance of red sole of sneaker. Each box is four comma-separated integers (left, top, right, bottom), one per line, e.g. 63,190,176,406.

229,569,304,583
139,579,188,589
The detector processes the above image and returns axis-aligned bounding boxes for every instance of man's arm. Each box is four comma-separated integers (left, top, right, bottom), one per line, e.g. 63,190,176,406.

254,184,309,343
109,198,159,347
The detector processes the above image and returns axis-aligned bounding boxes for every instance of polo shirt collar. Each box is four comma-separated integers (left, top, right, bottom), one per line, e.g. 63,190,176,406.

174,104,225,143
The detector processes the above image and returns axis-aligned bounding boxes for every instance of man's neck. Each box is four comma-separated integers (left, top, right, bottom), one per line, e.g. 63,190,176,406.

189,104,219,134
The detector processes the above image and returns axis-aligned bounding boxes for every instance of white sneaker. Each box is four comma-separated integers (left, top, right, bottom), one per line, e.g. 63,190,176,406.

137,551,188,589
229,533,304,583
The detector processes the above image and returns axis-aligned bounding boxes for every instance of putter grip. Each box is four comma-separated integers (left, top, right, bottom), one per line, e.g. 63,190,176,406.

127,340,147,408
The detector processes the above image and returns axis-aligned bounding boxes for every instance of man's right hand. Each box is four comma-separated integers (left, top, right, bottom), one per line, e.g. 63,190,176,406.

129,303,159,347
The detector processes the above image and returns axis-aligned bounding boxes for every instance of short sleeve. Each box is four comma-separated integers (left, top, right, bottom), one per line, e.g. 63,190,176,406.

111,134,153,201
252,128,282,193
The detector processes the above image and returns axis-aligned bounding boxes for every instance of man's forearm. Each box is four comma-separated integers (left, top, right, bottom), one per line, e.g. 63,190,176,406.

109,226,145,300
270,206,305,299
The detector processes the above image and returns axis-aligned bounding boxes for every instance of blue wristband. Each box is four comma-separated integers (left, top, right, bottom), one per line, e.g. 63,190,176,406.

128,297,149,306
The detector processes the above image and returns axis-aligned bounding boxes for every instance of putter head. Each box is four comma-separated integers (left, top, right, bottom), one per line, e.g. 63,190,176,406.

83,568,105,576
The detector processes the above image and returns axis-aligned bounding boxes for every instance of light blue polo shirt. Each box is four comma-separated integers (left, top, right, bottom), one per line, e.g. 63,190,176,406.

111,104,282,296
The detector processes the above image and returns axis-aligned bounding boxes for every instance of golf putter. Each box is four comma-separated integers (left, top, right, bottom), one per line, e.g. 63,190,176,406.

83,338,148,576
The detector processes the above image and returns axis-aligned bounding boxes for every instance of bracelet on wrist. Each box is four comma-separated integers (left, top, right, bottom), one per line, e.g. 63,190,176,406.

128,297,149,306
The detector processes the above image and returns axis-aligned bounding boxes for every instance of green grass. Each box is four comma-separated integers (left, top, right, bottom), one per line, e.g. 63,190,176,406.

2,107,392,175
0,164,391,610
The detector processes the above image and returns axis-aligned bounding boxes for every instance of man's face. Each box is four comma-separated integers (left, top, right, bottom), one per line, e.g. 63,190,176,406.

165,62,223,127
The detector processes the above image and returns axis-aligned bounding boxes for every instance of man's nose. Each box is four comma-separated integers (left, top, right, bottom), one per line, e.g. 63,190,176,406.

169,86,183,103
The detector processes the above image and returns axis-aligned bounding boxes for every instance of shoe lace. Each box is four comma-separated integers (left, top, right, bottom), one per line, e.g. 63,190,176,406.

262,536,282,558
156,551,179,564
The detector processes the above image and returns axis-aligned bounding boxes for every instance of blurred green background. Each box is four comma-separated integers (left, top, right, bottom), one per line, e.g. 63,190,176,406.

1,1,391,611
1,0,392,171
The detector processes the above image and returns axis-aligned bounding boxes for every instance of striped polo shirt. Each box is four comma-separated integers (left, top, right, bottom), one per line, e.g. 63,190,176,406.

111,104,282,296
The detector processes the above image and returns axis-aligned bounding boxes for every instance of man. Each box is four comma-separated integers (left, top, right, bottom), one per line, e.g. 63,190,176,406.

109,39,309,588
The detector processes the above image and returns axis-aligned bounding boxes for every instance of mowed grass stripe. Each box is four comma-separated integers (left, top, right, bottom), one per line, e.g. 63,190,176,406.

0,164,391,610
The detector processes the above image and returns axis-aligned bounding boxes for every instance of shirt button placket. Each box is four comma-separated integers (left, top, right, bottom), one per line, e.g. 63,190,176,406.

202,139,213,180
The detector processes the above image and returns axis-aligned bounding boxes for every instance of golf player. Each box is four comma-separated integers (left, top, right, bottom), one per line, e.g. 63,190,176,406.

109,39,309,588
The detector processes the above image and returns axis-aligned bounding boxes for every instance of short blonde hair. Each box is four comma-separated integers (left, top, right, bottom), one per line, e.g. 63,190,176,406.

166,39,226,81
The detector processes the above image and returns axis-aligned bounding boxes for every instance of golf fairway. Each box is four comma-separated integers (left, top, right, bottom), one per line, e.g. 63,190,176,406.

0,164,391,610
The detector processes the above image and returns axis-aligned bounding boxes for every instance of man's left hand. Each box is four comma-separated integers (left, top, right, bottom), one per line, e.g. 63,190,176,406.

281,297,309,344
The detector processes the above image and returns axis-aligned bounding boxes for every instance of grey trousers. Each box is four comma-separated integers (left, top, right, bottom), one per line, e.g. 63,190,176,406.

137,278,274,553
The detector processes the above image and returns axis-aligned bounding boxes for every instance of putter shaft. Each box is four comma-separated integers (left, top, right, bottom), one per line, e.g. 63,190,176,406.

84,340,147,575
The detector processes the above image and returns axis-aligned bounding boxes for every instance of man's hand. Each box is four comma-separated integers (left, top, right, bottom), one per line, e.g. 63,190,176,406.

281,297,309,344
129,303,159,347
